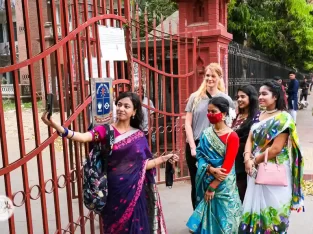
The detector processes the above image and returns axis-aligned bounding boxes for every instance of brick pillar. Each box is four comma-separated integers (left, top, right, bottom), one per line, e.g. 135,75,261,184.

175,0,233,156
176,0,232,94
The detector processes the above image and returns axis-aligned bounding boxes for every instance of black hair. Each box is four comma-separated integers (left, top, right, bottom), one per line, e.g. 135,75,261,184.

236,85,259,129
289,71,296,75
115,92,144,130
273,76,282,81
261,81,287,111
209,96,229,115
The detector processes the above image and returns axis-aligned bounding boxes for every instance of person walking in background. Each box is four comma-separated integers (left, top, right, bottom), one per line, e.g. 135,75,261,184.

310,75,313,92
300,76,309,102
239,81,304,233
274,76,287,106
185,63,235,210
286,71,299,122
41,92,179,234
231,85,259,202
186,97,242,234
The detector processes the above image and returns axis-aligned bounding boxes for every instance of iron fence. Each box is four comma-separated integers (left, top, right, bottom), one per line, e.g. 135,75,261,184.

228,42,309,99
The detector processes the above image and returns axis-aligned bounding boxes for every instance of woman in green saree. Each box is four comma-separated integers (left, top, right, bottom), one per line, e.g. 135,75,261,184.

186,97,242,233
240,81,304,233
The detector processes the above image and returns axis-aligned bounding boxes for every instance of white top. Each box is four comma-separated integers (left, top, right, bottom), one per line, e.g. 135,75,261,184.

141,97,155,131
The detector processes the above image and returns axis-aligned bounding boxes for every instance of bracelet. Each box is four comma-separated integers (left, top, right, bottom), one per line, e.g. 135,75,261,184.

243,152,252,157
153,159,157,168
207,186,216,192
57,127,69,137
69,130,75,139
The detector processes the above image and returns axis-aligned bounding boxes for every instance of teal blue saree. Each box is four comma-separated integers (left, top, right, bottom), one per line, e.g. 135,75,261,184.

187,127,242,233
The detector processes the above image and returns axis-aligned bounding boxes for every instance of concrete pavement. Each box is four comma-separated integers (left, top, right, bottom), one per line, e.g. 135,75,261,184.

296,92,313,178
159,182,313,234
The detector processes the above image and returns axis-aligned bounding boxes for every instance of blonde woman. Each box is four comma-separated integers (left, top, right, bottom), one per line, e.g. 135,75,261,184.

185,63,235,209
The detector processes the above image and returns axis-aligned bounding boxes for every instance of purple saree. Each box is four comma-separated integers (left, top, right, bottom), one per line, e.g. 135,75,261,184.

91,126,167,234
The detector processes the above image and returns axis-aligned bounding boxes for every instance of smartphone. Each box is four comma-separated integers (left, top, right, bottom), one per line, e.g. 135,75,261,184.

251,167,258,179
46,93,54,120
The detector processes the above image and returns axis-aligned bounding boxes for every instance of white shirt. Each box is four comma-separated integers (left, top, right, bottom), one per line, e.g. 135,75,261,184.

141,97,155,131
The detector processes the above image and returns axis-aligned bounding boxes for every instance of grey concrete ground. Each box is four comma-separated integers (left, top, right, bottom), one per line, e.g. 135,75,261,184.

159,181,313,234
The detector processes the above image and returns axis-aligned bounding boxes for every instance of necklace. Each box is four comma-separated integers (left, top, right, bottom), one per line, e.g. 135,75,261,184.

265,109,278,114
238,113,248,120
213,127,227,133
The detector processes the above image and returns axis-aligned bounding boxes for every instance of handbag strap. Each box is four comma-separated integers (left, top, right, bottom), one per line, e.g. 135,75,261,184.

264,148,269,163
263,148,279,164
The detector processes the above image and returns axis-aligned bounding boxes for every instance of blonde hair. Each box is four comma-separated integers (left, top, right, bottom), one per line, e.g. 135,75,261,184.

192,63,225,111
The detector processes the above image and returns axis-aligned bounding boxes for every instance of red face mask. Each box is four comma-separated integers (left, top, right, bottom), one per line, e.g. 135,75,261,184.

207,113,223,124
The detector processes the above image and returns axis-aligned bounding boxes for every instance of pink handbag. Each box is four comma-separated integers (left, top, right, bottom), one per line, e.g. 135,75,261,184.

255,148,288,186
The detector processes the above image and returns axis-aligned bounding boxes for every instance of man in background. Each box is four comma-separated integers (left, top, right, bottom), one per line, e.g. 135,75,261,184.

300,76,309,102
286,71,299,122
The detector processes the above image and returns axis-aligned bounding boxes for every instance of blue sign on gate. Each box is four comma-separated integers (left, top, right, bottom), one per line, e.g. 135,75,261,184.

91,78,113,126
96,82,111,115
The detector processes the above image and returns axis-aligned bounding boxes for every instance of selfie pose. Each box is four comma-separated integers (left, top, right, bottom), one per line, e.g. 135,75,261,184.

41,92,178,234
239,81,304,233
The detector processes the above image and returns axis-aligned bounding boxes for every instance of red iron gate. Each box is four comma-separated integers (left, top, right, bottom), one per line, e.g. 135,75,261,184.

0,1,197,233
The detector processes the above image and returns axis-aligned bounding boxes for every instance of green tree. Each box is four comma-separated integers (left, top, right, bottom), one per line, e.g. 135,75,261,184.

228,0,313,71
132,0,178,35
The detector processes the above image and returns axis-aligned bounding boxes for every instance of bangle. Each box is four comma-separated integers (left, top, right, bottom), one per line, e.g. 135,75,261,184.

58,127,68,137
153,159,157,168
207,186,215,192
243,152,252,157
69,130,75,139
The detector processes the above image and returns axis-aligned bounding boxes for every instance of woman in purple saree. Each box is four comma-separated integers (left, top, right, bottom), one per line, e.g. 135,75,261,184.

41,92,178,234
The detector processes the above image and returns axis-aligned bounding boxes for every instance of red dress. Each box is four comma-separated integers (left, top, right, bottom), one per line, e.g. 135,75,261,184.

209,132,239,189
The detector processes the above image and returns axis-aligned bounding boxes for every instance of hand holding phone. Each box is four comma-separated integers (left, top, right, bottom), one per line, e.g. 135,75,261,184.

46,93,54,120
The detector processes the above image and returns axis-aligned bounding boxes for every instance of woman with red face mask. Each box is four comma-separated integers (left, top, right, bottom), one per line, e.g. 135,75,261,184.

186,96,242,234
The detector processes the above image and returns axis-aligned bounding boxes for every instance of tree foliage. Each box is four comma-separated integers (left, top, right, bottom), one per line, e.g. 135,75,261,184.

228,0,313,71
134,0,178,34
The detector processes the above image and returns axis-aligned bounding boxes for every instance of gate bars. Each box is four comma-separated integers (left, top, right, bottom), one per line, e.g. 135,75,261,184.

0,1,196,233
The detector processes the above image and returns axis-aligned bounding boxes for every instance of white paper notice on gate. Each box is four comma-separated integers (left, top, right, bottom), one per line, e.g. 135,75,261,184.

84,58,115,80
98,25,127,61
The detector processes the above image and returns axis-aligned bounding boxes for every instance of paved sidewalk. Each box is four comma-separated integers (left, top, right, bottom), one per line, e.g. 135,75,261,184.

159,182,313,234
296,92,313,177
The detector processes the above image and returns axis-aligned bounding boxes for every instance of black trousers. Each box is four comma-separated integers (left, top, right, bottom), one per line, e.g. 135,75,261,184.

185,140,200,210
300,93,308,101
236,172,247,203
